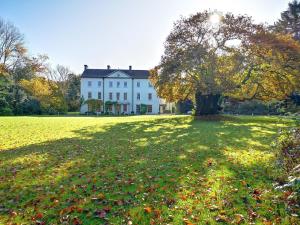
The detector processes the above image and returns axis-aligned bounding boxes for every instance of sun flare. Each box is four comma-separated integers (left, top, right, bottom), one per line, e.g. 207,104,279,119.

209,13,221,24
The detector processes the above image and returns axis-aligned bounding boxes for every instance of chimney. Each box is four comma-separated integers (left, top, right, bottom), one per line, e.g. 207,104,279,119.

84,65,88,70
129,65,132,70
107,65,111,70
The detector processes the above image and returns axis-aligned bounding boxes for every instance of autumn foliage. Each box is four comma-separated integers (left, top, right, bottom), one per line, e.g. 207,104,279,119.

151,11,300,115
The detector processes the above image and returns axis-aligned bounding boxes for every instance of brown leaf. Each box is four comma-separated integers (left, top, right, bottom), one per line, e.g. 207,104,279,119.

234,214,245,224
35,212,43,219
144,207,152,213
153,209,161,218
73,217,82,225
215,215,229,223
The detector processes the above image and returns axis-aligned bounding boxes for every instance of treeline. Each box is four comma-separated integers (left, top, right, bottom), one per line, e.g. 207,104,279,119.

0,18,80,115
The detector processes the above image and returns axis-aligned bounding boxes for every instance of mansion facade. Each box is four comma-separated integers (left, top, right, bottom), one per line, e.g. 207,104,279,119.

80,65,161,114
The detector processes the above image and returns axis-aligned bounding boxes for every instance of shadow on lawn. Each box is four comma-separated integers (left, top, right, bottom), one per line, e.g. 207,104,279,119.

0,116,293,224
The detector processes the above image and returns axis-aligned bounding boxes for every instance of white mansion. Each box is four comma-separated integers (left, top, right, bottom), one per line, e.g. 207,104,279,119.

80,65,164,114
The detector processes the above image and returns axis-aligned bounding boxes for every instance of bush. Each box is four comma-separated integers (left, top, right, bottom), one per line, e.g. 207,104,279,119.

17,99,42,115
273,127,300,216
0,107,13,116
140,104,147,115
274,128,300,174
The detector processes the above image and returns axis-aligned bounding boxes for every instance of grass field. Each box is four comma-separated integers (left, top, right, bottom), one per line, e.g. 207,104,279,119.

0,115,298,224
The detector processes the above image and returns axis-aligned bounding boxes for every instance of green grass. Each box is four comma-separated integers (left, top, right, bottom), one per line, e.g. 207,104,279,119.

0,115,298,224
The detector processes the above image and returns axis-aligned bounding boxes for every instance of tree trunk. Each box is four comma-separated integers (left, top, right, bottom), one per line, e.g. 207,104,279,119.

195,91,221,116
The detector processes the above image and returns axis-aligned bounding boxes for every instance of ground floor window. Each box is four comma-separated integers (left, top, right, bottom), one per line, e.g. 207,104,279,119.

147,105,152,113
107,105,112,112
123,104,127,112
136,104,141,114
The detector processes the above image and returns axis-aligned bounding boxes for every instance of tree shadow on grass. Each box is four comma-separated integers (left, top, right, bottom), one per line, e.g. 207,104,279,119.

0,116,296,224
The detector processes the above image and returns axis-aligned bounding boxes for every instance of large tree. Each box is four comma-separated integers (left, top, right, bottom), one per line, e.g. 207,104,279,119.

151,11,300,115
20,77,67,113
0,17,26,70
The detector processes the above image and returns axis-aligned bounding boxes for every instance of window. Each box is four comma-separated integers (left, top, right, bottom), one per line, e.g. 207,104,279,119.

107,105,112,112
137,93,140,100
109,92,113,100
124,92,127,100
137,82,140,87
123,104,127,112
88,81,92,87
147,105,152,113
98,92,101,99
116,92,120,101
148,82,153,87
109,81,113,87
117,81,120,88
136,105,141,114
98,81,101,87
124,81,127,88
148,93,152,100
88,92,92,99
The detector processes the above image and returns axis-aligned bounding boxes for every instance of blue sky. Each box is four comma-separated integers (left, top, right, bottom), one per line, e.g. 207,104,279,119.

0,0,290,73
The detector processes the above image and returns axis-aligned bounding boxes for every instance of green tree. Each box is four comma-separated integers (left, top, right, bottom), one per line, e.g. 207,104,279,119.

66,74,81,111
274,0,300,41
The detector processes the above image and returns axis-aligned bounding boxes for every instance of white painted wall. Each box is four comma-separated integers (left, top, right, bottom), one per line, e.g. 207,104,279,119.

80,72,161,114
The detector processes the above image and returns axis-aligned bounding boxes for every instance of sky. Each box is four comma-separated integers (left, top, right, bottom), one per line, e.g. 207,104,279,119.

0,0,291,73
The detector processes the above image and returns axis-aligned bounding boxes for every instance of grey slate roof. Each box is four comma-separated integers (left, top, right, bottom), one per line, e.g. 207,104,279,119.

82,68,150,79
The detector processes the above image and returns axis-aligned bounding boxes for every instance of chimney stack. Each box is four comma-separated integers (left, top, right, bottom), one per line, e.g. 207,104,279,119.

129,65,132,70
107,65,111,70
84,65,88,70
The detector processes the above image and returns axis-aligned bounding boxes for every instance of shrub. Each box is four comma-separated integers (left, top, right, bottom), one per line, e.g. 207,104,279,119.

273,127,300,216
274,128,300,174
0,107,13,116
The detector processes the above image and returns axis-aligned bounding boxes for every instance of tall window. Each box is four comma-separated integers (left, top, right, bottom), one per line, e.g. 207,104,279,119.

124,81,127,88
88,92,92,99
123,104,127,112
124,92,127,100
137,81,140,87
98,92,101,99
88,81,92,87
148,93,152,100
137,93,140,100
136,105,141,114
109,81,113,87
98,81,101,87
148,82,153,87
147,105,152,113
117,81,120,88
109,92,113,100
116,92,120,101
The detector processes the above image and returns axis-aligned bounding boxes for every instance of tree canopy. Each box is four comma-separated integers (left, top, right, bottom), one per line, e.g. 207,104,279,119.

151,10,300,115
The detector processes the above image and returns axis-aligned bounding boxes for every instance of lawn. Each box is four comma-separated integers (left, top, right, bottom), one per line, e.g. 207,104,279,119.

0,115,298,224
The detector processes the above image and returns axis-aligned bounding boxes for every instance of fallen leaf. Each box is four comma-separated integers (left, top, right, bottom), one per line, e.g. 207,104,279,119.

144,207,152,213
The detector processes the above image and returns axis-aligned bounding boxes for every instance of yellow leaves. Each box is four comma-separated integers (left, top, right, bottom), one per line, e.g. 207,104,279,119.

20,77,66,111
183,218,196,225
234,214,245,224
98,193,105,200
